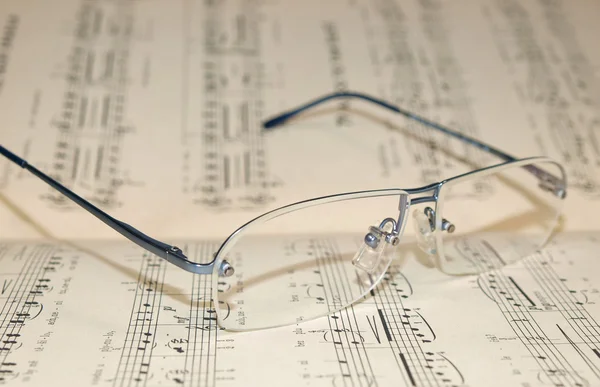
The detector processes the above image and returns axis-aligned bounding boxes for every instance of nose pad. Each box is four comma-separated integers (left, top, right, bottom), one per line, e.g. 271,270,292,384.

352,224,399,275
412,209,437,256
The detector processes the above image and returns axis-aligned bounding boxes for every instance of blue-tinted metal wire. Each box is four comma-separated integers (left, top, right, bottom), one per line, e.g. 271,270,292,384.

0,144,213,274
263,91,517,162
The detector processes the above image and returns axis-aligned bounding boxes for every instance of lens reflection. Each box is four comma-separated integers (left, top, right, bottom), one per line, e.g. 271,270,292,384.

213,191,409,331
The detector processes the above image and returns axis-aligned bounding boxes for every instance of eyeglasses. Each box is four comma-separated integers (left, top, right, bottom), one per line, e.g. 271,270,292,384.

0,91,567,331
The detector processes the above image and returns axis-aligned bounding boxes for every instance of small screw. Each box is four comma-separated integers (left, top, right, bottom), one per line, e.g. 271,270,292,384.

441,219,455,233
364,232,379,248
219,260,235,277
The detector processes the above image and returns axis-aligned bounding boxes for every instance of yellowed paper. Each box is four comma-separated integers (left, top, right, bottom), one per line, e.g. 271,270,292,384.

0,0,598,385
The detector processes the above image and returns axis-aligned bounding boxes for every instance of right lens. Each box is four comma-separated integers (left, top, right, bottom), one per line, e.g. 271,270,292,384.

212,190,409,331
434,159,566,275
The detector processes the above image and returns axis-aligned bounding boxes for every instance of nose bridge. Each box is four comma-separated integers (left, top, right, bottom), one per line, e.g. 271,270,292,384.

405,186,442,259
409,195,438,205
404,181,441,204
393,193,411,233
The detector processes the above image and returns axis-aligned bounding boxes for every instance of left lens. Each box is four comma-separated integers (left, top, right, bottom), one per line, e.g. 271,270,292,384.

434,159,566,275
212,190,409,331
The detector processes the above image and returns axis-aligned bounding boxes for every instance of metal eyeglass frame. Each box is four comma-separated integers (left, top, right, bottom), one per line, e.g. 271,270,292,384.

0,91,567,279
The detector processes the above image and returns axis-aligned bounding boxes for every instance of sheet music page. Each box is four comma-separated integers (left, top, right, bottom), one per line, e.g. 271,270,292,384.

0,233,599,386
0,0,599,386
0,0,598,240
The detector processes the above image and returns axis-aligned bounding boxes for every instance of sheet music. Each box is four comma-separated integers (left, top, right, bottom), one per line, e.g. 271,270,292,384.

0,0,598,386
0,0,598,240
0,233,599,386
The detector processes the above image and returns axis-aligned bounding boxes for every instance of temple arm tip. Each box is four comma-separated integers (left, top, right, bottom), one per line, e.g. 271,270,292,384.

0,145,28,168
263,113,291,129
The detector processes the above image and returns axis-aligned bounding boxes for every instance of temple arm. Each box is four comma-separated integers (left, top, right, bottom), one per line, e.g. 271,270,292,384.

263,91,518,162
0,145,213,274
263,91,566,197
